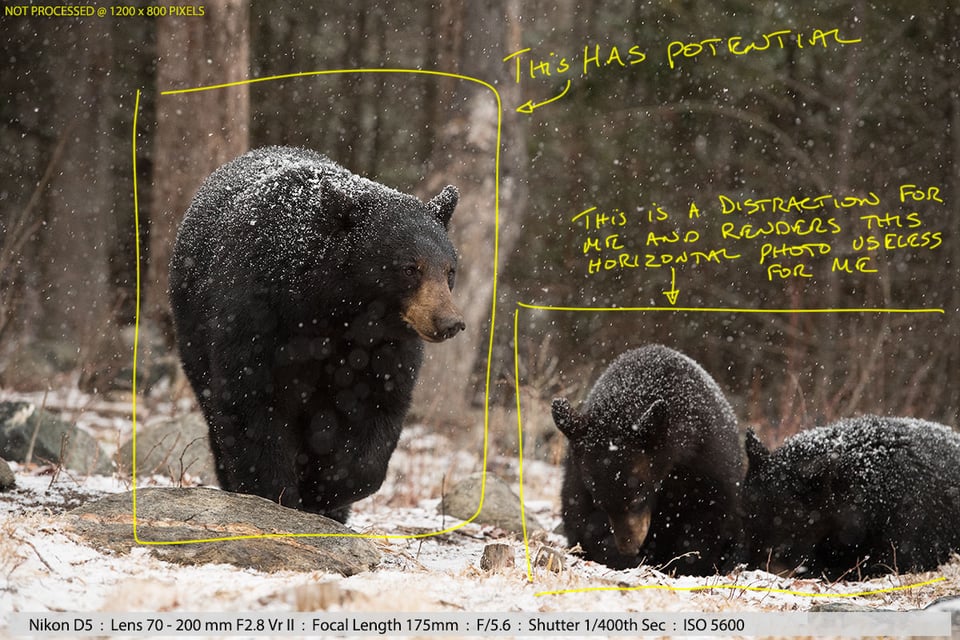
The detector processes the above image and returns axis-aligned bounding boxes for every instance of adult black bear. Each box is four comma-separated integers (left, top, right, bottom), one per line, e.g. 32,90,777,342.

169,146,464,522
745,415,960,579
552,345,745,575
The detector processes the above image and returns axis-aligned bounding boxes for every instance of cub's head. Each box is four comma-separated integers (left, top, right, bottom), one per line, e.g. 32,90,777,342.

552,396,669,557
743,429,837,575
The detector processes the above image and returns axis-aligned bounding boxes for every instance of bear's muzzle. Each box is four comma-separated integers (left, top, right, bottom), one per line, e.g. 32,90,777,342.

402,279,465,343
609,508,652,556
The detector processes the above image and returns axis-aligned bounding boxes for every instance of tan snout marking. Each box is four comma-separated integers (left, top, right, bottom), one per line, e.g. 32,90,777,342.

401,277,464,343
609,507,652,556
608,456,657,555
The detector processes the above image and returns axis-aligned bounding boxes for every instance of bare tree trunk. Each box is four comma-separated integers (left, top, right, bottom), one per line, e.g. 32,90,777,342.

149,0,250,346
36,19,119,390
411,0,529,432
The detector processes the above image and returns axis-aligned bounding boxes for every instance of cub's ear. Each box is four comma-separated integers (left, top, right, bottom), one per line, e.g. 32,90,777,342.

321,179,358,228
428,185,459,228
745,429,770,474
551,397,586,442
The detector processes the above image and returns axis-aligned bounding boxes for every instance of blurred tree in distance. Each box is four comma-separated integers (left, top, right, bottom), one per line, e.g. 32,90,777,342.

0,0,955,450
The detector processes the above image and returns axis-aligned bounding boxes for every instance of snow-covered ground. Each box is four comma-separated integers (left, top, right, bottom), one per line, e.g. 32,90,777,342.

1,390,958,638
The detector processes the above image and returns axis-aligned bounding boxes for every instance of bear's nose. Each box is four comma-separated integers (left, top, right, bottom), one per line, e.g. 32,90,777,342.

436,317,465,341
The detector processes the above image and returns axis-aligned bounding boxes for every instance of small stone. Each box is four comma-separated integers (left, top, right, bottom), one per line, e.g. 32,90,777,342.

291,581,365,611
480,543,514,572
439,472,541,533
808,601,874,612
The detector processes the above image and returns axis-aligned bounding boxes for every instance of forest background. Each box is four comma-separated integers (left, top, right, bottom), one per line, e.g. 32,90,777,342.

1,0,957,461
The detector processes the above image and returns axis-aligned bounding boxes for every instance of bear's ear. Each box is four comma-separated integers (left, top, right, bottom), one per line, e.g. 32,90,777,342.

320,179,358,228
552,397,587,442
745,429,770,474
428,185,459,228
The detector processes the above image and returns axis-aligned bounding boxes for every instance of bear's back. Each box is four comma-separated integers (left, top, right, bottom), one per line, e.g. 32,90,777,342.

584,344,738,444
173,146,425,291
184,146,409,238
773,416,960,513
751,415,960,575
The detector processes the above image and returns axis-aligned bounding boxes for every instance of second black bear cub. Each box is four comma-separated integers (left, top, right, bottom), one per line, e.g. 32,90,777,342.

169,146,463,522
745,415,960,579
552,344,745,575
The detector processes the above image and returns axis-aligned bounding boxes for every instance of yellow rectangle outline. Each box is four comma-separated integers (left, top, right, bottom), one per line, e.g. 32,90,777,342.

130,69,502,545
511,303,947,596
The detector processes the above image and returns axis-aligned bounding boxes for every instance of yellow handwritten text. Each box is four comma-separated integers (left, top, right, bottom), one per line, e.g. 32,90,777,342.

644,249,741,268
588,254,641,274
721,218,842,240
759,242,831,265
767,263,814,280
899,184,944,203
666,28,861,70
566,182,943,302
832,256,878,274
859,212,921,230
572,206,627,230
505,28,861,113
852,231,943,251
719,192,880,215
503,44,645,83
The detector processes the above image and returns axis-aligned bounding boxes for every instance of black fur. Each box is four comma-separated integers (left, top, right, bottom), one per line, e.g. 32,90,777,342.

553,345,745,575
169,146,462,521
745,416,960,578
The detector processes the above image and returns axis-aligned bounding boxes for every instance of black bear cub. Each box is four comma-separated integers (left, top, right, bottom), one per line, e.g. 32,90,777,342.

745,415,960,579
552,344,745,575
169,146,464,522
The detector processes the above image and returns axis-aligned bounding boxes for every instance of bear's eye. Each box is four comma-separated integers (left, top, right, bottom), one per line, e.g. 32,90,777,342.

402,265,420,279
447,267,456,289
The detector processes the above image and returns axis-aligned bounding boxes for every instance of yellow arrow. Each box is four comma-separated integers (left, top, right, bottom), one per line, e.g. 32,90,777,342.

516,80,571,114
663,267,680,305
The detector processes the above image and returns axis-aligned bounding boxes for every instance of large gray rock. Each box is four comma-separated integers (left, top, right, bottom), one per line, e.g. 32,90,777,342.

67,487,380,575
118,413,217,484
439,472,541,533
0,401,111,475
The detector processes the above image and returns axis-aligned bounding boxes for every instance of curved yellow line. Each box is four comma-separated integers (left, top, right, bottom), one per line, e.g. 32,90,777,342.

131,68,503,545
